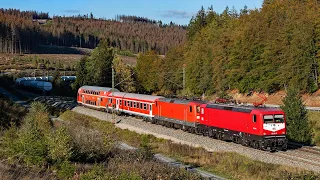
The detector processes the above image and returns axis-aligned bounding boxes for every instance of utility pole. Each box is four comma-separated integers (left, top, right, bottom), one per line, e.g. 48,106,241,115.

183,64,186,97
112,65,115,123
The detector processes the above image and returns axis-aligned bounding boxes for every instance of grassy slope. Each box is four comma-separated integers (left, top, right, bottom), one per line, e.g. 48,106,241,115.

59,110,319,180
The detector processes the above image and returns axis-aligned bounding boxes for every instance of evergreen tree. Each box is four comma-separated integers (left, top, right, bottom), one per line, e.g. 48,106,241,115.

281,87,312,144
74,56,87,90
87,41,114,87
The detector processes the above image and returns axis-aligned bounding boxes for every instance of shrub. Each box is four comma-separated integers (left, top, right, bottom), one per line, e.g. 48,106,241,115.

48,127,73,164
281,87,312,144
80,164,106,180
57,161,75,179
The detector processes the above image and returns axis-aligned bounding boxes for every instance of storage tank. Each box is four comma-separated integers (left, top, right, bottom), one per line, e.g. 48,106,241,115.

36,81,52,91
20,80,52,91
61,76,76,82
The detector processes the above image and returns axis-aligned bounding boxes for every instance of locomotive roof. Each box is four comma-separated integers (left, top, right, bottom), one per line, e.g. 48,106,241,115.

159,98,206,105
80,86,120,92
111,92,164,101
206,103,282,113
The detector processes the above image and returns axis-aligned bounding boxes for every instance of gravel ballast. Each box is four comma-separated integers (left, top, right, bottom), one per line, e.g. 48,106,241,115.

72,106,320,172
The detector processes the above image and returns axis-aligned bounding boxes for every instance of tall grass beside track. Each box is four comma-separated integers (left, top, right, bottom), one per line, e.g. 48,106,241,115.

60,110,320,180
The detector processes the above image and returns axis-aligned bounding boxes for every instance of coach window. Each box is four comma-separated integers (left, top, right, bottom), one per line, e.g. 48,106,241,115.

120,100,122,105
189,106,192,113
140,103,142,109
134,102,137,108
143,103,147,110
137,102,140,109
130,101,132,107
252,115,256,123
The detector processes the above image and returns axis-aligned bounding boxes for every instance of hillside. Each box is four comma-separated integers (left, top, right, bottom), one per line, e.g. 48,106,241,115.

133,0,320,96
0,9,186,55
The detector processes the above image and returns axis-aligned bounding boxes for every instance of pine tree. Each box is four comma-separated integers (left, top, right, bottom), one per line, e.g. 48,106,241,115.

281,87,312,144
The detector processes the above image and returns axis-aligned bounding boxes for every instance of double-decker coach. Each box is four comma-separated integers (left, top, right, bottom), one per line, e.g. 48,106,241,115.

77,86,119,109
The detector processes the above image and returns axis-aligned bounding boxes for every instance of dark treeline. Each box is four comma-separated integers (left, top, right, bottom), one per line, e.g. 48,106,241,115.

135,0,320,95
0,9,186,55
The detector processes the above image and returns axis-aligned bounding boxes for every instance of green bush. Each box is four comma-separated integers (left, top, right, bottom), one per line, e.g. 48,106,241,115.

80,164,106,180
57,161,75,179
48,127,73,164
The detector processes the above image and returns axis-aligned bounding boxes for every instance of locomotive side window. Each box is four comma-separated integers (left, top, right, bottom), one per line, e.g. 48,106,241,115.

189,106,192,113
263,115,274,123
196,106,200,113
252,115,256,123
274,114,284,123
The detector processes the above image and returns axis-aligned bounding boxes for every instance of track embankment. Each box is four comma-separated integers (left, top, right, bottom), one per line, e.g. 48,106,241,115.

72,106,320,172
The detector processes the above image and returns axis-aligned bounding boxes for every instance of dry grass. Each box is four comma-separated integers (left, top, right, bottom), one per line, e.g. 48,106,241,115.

0,163,56,180
59,110,320,180
53,118,200,179
0,53,82,71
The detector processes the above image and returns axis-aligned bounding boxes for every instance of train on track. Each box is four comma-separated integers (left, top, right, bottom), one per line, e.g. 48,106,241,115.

77,86,287,151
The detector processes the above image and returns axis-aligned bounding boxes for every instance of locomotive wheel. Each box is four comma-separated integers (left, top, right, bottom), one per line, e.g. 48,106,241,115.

208,129,213,137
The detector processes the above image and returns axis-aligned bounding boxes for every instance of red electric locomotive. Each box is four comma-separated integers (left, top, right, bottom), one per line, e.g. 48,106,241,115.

155,98,204,131
198,103,287,151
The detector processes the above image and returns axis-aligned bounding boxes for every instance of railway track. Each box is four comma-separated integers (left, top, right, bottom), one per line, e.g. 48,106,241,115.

73,106,320,173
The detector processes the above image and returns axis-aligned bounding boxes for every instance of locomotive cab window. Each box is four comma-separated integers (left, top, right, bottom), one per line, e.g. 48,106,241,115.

274,114,284,123
196,106,200,113
263,115,274,123
252,115,256,123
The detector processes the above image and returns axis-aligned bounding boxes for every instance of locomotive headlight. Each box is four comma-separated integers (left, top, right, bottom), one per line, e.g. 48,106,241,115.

263,133,266,135
282,132,285,134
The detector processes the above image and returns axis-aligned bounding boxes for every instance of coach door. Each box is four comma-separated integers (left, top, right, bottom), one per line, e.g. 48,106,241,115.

149,104,152,116
97,98,101,107
116,99,119,110
82,95,85,103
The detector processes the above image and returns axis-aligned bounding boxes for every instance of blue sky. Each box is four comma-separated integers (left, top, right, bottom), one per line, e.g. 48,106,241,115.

1,0,263,25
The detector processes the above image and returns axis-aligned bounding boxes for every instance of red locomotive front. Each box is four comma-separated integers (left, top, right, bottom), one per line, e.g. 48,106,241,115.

199,104,287,151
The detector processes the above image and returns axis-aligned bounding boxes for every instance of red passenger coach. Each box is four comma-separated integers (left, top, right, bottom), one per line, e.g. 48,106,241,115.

77,86,119,109
199,103,287,151
106,92,164,120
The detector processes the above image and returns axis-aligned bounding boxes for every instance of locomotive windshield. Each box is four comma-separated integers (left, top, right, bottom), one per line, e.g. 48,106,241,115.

263,114,284,123
274,114,284,123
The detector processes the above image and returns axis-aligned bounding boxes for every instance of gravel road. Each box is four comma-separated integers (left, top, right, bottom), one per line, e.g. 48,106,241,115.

72,106,320,173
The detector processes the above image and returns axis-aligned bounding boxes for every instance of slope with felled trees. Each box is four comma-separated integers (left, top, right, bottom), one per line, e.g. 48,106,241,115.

0,9,186,55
